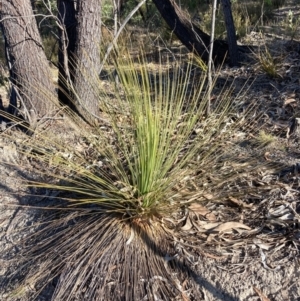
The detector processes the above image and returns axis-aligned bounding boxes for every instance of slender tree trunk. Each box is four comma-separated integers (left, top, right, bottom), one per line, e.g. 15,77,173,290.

58,0,102,125
207,0,218,115
221,0,239,66
57,0,76,108
0,0,56,127
152,0,228,63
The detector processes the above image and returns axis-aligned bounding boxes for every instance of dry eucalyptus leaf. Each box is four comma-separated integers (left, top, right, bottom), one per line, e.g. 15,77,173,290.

228,196,253,208
200,222,221,231
253,239,273,250
213,222,251,233
181,293,190,301
278,213,294,220
189,203,209,215
188,203,217,221
201,252,226,260
284,98,296,106
253,286,271,301
268,205,291,218
264,152,271,161
203,194,214,200
181,216,193,231
205,212,217,222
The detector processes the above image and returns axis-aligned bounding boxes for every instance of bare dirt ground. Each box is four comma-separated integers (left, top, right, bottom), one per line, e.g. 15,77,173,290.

0,18,300,301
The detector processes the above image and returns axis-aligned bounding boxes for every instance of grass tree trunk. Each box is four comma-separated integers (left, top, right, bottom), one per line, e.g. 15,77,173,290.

152,0,228,63
0,0,56,128
58,0,102,125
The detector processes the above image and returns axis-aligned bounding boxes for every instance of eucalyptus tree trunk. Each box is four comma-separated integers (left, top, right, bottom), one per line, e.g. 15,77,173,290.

0,0,56,128
57,0,102,125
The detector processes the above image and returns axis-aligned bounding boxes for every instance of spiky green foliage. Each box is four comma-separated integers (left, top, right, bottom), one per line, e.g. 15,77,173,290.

1,53,276,300
255,130,277,148
255,45,281,78
19,58,243,218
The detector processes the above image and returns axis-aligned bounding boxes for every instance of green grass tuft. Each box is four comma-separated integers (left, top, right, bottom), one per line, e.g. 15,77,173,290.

255,130,277,148
254,45,281,78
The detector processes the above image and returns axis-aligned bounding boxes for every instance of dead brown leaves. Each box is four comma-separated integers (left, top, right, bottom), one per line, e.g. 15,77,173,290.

253,286,271,301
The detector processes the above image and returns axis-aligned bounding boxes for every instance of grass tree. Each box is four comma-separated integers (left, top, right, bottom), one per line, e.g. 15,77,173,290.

0,50,277,300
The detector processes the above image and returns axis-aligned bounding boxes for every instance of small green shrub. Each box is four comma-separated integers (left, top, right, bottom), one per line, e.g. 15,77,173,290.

254,45,281,78
255,130,277,147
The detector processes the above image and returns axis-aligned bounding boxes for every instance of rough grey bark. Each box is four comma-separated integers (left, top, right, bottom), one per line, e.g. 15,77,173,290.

58,0,102,125
0,0,56,126
152,0,228,63
221,0,239,66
